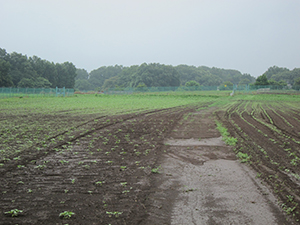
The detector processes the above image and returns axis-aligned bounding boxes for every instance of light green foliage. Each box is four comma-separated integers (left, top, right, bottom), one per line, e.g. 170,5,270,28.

59,211,75,219
151,165,161,174
106,211,123,217
215,121,237,146
5,209,23,217
236,152,251,163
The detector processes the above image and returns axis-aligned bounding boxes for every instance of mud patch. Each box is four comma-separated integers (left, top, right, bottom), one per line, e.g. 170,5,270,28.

145,108,289,225
167,158,285,225
165,137,224,146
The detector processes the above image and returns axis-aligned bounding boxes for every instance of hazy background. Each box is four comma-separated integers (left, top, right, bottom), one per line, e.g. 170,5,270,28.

1,0,299,77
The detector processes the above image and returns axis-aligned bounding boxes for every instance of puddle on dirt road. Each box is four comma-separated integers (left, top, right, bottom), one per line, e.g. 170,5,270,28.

165,157,283,225
165,137,224,146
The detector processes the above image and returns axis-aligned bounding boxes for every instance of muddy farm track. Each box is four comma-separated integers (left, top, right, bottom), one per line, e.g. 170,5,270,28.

0,100,299,224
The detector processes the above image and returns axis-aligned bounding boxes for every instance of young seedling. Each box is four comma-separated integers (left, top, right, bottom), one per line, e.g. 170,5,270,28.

120,166,127,171
5,209,23,217
151,166,161,174
120,182,127,187
59,211,75,219
95,181,105,185
106,211,123,218
35,164,46,170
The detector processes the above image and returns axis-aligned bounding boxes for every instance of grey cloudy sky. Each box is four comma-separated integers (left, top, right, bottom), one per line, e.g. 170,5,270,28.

1,0,299,77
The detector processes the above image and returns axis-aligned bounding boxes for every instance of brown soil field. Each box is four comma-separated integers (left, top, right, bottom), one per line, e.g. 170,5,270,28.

216,101,300,223
0,101,299,224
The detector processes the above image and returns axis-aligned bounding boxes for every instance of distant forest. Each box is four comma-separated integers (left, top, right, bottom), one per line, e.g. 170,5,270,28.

0,48,76,88
1,48,299,90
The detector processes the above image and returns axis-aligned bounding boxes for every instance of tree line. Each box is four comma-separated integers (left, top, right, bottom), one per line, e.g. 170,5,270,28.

1,48,299,90
0,48,76,88
75,63,257,91
254,66,300,89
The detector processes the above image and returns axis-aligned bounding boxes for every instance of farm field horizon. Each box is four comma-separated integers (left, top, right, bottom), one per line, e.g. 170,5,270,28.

0,92,300,224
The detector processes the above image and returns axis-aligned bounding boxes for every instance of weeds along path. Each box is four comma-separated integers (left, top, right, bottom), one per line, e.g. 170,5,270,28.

144,107,288,225
0,104,200,224
216,101,300,223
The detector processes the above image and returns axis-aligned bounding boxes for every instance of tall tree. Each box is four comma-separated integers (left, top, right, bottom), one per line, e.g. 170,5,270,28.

0,59,12,87
263,66,290,79
255,74,269,85
75,68,89,80
131,63,180,87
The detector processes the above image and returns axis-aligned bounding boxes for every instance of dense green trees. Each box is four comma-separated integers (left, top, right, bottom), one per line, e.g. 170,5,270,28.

293,77,300,90
260,66,300,85
130,63,180,87
88,65,123,90
255,74,269,85
185,80,200,87
0,48,76,88
0,58,12,87
254,66,298,89
2,48,299,91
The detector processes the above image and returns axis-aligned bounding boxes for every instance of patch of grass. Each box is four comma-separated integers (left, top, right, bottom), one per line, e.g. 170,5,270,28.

236,152,251,163
215,120,237,146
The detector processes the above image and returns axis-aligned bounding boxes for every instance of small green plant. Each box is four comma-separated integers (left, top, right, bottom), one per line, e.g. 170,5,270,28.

215,121,237,146
236,152,250,163
60,160,69,164
95,181,105,185
120,166,127,171
106,211,123,217
120,182,127,186
287,195,294,202
151,165,161,174
256,173,261,178
5,209,23,217
35,164,46,170
59,211,75,219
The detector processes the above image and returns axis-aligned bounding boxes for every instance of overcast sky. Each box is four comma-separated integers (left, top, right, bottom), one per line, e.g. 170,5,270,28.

1,0,299,77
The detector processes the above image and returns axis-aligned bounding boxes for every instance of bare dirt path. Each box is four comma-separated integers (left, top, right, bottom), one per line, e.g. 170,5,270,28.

145,109,290,225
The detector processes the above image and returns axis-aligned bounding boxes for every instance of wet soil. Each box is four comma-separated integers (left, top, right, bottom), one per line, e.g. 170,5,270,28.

144,109,289,225
216,102,300,224
0,104,297,224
